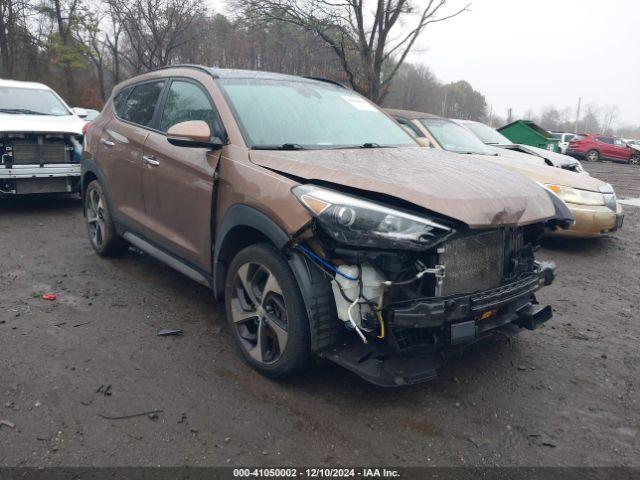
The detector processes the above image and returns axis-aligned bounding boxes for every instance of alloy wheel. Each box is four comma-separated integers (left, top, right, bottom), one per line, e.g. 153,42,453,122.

587,150,599,162
229,262,288,364
630,156,640,166
86,188,106,249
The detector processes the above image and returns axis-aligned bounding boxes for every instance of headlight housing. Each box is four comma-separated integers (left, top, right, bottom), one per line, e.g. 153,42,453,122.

545,184,605,206
292,185,453,250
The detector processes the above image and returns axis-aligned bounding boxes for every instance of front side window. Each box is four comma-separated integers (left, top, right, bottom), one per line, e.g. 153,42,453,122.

0,86,70,116
218,78,415,149
120,81,165,127
463,121,513,146
159,80,221,136
420,118,495,155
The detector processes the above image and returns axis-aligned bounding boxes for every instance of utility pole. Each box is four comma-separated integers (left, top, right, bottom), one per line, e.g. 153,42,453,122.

574,97,581,133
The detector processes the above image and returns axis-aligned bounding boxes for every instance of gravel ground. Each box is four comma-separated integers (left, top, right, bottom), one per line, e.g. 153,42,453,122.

0,162,638,467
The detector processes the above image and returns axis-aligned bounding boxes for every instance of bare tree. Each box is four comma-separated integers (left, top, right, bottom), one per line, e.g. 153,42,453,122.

107,0,207,73
234,0,469,103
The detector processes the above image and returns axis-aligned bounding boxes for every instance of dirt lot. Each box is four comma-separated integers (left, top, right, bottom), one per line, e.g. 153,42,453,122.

1,161,639,468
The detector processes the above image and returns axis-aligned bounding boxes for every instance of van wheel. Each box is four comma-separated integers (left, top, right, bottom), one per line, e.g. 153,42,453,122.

586,149,600,162
225,243,311,378
84,180,128,256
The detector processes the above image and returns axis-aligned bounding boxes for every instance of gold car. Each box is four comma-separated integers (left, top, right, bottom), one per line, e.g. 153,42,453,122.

387,109,624,238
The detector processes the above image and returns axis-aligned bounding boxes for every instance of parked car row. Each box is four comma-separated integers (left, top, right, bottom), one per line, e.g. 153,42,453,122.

0,67,620,387
388,109,623,238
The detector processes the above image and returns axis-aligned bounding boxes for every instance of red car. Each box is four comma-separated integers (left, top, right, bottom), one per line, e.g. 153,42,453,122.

567,134,640,165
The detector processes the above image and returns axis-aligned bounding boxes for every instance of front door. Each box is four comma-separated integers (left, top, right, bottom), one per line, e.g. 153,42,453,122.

140,79,224,271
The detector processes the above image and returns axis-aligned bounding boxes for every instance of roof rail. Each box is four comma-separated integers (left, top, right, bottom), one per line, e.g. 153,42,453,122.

303,76,347,88
153,64,218,78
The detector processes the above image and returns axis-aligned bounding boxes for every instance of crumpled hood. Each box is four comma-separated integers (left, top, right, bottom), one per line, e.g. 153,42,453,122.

250,147,556,228
0,113,84,135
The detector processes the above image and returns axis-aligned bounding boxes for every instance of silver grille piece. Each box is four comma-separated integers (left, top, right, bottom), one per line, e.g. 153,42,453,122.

11,141,69,165
438,230,505,296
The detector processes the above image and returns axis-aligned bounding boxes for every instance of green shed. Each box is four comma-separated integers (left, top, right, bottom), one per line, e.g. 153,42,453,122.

497,120,560,152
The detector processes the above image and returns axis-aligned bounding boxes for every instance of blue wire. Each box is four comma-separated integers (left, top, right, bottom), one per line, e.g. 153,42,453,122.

295,244,358,281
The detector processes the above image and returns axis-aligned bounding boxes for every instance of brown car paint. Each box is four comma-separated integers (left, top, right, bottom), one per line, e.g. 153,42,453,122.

84,66,560,277
249,148,555,228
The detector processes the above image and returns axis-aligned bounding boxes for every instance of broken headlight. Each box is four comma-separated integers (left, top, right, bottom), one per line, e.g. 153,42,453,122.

292,185,453,250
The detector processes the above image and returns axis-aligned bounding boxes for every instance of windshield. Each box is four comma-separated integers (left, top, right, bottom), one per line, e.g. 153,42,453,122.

218,78,416,149
0,86,70,116
462,121,513,145
420,118,495,155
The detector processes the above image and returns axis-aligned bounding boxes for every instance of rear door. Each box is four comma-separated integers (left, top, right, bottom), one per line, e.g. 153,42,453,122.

140,78,224,271
595,136,615,159
99,80,165,230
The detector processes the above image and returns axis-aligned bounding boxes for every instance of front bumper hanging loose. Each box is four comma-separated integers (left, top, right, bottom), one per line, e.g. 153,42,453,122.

320,261,556,387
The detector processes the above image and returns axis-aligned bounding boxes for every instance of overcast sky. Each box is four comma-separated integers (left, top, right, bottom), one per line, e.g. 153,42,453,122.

406,0,639,126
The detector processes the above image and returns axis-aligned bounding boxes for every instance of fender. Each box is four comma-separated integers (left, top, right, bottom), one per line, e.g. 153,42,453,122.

213,204,290,299
544,188,574,230
213,205,338,352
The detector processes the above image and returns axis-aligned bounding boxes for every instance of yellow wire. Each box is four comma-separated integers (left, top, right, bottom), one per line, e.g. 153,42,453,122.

376,309,385,339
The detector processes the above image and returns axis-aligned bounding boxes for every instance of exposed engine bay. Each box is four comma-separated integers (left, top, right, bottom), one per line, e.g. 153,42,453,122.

1,132,82,166
0,132,82,195
292,184,557,386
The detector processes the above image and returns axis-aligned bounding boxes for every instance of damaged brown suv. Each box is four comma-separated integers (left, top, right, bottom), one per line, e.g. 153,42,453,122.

82,66,572,386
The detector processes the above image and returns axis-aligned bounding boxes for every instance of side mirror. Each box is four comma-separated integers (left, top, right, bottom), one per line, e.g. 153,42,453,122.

167,120,223,150
73,107,88,118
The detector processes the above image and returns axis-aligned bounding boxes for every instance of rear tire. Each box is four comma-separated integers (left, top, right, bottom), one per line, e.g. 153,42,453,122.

586,149,600,162
84,180,128,257
225,243,311,379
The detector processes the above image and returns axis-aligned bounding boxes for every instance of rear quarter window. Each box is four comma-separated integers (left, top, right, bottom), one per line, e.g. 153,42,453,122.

113,87,132,116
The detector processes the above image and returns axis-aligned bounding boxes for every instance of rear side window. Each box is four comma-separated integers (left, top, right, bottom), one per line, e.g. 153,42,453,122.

113,87,132,116
119,81,165,127
159,80,222,136
596,136,613,144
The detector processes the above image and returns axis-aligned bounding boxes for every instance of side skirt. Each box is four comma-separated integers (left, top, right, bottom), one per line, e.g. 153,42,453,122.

122,232,212,288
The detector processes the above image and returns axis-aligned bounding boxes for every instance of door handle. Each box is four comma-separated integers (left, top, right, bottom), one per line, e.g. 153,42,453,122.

100,138,115,147
143,155,160,166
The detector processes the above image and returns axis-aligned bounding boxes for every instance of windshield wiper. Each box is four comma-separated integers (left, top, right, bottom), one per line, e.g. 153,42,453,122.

360,142,396,149
252,143,307,151
0,108,54,115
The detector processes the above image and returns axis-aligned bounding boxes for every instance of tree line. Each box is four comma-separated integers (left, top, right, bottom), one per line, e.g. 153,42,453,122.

2,0,634,137
0,0,490,120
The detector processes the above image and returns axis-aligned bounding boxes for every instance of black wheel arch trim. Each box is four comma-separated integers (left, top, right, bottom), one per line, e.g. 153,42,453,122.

213,204,339,352
213,204,291,299
80,158,114,218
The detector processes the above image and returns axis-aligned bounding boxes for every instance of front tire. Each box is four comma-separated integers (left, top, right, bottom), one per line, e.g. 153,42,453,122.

586,149,600,162
630,155,640,166
225,243,311,378
84,180,128,257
